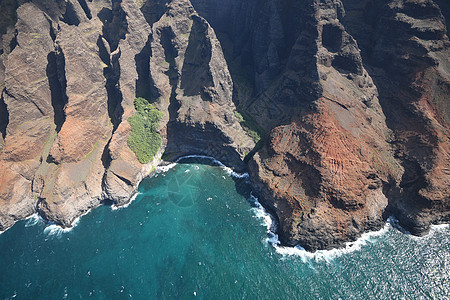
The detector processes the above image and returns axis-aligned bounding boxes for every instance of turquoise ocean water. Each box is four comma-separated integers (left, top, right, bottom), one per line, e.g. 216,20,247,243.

0,157,449,299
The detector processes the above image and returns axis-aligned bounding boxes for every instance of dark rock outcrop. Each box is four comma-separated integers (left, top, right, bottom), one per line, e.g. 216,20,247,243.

344,0,450,235
246,0,403,250
0,0,448,251
147,0,254,169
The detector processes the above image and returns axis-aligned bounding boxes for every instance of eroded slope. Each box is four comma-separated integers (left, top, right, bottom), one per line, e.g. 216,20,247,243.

0,0,448,251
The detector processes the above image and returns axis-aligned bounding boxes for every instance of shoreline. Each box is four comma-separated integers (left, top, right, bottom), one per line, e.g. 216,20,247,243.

1,155,449,258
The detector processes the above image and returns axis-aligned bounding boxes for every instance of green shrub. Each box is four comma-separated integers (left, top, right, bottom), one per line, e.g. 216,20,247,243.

128,98,164,164
234,112,265,143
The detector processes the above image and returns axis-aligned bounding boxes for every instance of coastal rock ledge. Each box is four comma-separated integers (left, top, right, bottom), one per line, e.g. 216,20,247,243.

0,0,449,251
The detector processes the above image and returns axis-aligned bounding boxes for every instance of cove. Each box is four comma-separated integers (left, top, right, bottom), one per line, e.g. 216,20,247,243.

0,158,449,299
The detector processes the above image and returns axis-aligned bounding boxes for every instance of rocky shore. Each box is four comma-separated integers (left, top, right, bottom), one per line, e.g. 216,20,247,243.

0,0,448,251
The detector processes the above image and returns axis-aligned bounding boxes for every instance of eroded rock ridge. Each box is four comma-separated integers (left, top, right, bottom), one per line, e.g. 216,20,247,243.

0,0,448,251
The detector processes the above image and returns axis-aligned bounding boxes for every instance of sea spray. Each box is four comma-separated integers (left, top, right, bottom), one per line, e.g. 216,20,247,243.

248,193,278,241
43,224,74,237
246,191,393,261
0,162,449,299
24,213,43,227
0,213,44,234
407,222,450,241
41,206,100,237
171,155,250,179
430,223,450,231
111,192,141,211
156,162,177,173
160,155,392,261
42,213,89,237
273,224,390,261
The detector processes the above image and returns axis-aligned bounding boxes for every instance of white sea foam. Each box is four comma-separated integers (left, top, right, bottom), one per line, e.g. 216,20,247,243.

174,155,229,175
406,221,450,242
170,155,249,177
1,155,247,235
273,224,390,262
43,217,80,237
1,210,88,236
430,223,449,231
384,215,450,242
248,192,391,262
156,162,177,173
248,193,284,251
176,155,223,165
231,171,250,179
177,155,251,179
24,213,43,228
0,213,43,234
43,224,69,237
111,192,140,211
249,194,274,233
42,206,101,237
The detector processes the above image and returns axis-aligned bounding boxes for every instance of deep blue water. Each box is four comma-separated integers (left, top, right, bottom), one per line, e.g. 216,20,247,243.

0,158,449,299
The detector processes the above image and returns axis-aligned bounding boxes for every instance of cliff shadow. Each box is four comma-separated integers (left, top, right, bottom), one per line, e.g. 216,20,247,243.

135,34,159,101
180,16,213,101
46,51,68,132
0,91,9,140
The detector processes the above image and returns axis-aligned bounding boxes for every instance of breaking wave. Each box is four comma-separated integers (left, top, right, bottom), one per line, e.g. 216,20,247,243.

159,155,250,179
24,213,43,227
43,216,82,237
156,162,177,173
160,155,398,261
247,191,394,261
43,224,74,237
273,224,390,262
111,192,140,211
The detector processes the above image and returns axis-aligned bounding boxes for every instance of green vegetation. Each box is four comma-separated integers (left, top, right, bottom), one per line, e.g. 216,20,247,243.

128,97,164,164
234,111,265,143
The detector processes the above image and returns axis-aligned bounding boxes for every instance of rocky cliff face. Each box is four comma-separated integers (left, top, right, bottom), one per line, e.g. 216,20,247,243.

0,0,253,230
0,0,448,251
341,0,450,237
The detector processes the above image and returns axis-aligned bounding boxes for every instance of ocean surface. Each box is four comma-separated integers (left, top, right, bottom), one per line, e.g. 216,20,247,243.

0,157,449,299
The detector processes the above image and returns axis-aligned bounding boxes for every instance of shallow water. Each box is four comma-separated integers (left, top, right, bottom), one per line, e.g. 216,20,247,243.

0,158,449,299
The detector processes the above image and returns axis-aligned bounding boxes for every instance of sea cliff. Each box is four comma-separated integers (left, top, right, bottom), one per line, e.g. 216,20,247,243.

0,0,448,251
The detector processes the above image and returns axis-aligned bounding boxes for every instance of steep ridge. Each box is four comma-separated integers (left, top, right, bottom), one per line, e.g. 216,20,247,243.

0,0,254,230
245,0,403,250
0,2,57,229
189,0,449,250
341,0,450,235
0,0,448,251
146,0,254,169
101,0,152,206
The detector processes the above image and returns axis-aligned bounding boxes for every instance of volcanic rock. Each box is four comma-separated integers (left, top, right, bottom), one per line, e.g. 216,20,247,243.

0,0,448,251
